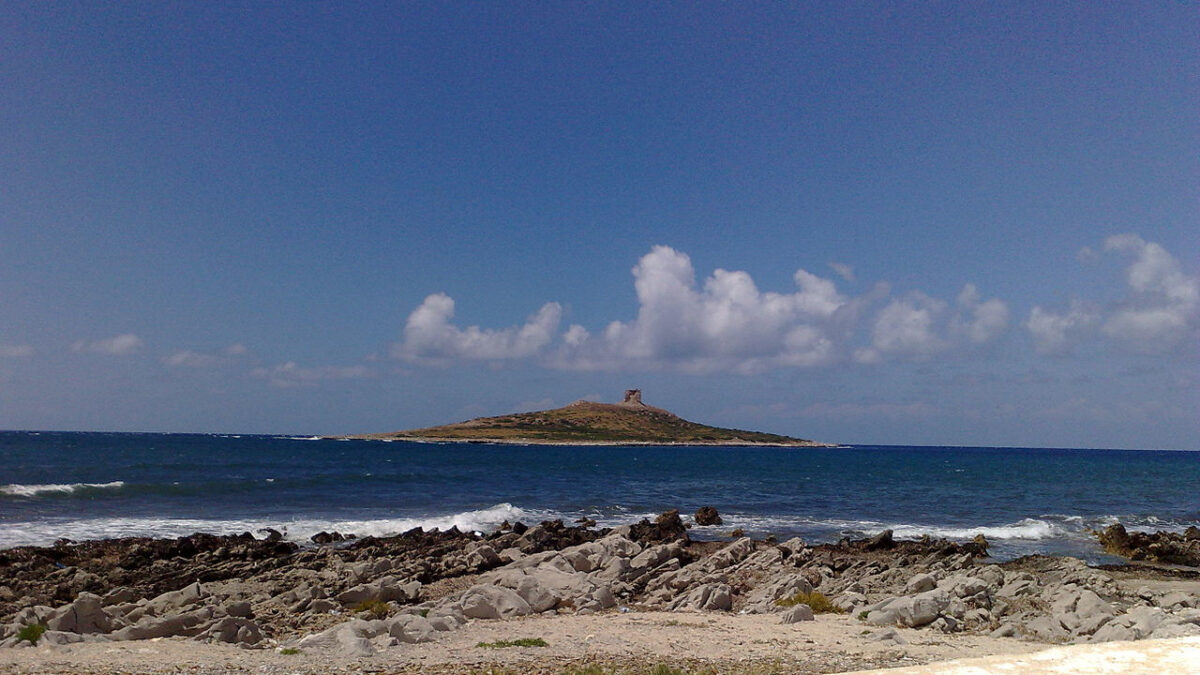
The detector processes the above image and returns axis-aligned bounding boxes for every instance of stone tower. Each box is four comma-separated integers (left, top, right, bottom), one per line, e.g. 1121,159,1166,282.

623,389,643,405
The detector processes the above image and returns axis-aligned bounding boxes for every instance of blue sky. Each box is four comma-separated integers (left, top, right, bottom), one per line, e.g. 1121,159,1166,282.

1,3,1196,449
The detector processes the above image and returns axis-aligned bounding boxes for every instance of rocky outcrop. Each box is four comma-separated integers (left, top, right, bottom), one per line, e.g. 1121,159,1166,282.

4,515,1200,656
1096,524,1200,566
694,506,723,526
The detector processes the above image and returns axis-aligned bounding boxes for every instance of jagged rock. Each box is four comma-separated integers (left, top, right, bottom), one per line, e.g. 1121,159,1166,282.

465,542,502,569
668,583,732,612
997,575,1039,598
864,530,895,551
866,589,949,628
386,614,435,643
224,601,252,618
1096,523,1200,566
336,577,421,606
780,603,814,623
38,630,87,646
459,585,531,619
195,616,262,645
310,531,345,545
742,573,812,614
990,623,1018,638
694,507,723,526
144,582,208,616
905,573,936,595
1050,588,1115,636
46,592,113,634
110,607,216,641
629,510,690,543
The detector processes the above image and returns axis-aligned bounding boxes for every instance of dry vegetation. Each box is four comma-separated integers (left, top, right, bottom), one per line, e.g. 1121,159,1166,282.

351,401,825,446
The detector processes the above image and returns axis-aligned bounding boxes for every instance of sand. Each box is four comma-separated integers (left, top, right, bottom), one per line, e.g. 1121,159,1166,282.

0,610,1044,674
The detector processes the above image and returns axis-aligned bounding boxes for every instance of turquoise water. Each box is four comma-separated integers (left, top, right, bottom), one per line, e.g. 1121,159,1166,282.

1,431,1197,561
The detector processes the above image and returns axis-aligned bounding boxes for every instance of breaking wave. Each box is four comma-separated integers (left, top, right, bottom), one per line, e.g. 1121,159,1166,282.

0,502,551,549
0,481,126,498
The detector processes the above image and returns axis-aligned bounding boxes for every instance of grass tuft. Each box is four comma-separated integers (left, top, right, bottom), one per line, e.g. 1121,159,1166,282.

278,647,300,655
774,590,844,614
17,623,47,645
475,637,548,648
352,599,391,620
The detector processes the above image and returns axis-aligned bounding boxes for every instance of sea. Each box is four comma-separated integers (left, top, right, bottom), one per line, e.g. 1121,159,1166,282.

2,431,1197,563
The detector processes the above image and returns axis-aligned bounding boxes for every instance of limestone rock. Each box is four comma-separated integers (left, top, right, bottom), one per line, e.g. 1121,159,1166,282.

46,592,114,634
459,585,531,619
668,583,733,612
780,603,814,623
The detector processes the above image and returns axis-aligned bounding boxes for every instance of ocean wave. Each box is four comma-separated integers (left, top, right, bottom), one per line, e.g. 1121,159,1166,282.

688,513,1073,541
0,503,553,549
888,518,1067,541
0,481,126,498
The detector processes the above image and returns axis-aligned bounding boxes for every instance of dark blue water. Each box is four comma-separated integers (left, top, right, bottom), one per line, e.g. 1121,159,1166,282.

2,431,1197,561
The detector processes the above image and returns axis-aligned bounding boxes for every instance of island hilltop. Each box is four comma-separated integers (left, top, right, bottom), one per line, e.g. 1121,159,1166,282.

340,390,833,446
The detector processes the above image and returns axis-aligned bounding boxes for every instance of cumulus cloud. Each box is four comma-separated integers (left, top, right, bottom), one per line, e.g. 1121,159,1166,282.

553,246,850,373
391,246,1013,373
951,283,1011,344
392,293,563,364
1026,301,1100,356
1100,234,1199,353
1025,235,1197,356
163,344,249,368
0,344,33,358
854,293,948,363
71,333,143,356
251,362,373,388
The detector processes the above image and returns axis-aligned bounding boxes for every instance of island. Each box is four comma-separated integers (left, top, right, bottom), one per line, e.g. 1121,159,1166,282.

338,389,833,446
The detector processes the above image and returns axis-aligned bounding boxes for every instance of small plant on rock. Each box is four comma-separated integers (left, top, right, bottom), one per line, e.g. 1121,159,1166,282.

774,590,844,614
17,623,47,646
352,599,391,620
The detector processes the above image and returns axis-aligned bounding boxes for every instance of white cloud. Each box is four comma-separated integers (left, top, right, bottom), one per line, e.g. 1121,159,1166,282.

1026,235,1198,356
1100,234,1199,353
828,262,855,282
393,293,563,364
1025,301,1100,356
854,293,948,363
71,333,143,356
251,362,373,388
163,344,249,368
553,246,850,373
951,283,1011,344
0,344,33,358
392,246,1015,373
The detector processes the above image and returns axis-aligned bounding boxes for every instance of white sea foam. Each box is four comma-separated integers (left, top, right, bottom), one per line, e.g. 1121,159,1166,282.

889,518,1067,540
689,513,1071,541
0,503,551,549
0,481,126,498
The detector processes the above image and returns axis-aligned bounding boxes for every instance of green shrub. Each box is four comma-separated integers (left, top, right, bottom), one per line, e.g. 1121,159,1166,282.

17,623,46,645
352,599,391,620
774,590,844,614
278,647,300,655
475,637,548,648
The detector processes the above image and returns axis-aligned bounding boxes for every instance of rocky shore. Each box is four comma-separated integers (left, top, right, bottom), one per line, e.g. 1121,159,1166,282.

2,512,1199,673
